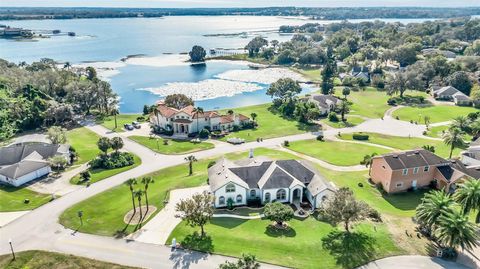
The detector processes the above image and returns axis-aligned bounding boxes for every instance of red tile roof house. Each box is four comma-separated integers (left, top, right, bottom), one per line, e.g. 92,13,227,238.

150,101,251,135
370,149,480,194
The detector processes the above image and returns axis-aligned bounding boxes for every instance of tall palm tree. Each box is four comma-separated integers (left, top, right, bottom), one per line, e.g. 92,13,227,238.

192,107,204,133
435,210,479,251
454,179,480,223
63,61,71,70
361,153,377,175
451,116,469,132
185,155,198,176
250,112,257,123
125,178,137,216
469,119,480,140
140,177,154,219
416,190,455,230
134,190,144,224
443,127,465,159
111,108,119,130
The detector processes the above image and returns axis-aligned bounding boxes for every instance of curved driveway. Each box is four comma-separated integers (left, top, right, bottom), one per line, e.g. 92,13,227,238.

0,117,433,269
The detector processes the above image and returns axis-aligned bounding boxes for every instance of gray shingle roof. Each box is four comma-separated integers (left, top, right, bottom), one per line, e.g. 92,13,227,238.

276,160,314,184
229,161,272,188
262,167,295,189
381,149,448,170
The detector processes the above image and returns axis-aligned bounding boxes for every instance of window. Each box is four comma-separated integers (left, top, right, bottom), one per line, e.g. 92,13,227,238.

250,190,256,197
322,195,328,201
236,194,242,203
402,169,408,175
276,189,286,200
413,167,419,174
264,192,271,203
396,182,403,188
226,184,235,193
424,166,429,172
219,196,225,205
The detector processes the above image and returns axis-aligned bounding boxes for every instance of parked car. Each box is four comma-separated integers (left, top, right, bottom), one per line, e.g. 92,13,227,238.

132,121,141,129
124,124,134,131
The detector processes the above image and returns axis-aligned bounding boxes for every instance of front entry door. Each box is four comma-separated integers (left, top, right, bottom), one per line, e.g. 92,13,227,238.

412,180,417,189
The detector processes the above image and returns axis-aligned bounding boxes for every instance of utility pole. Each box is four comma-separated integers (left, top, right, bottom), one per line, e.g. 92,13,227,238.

8,239,15,260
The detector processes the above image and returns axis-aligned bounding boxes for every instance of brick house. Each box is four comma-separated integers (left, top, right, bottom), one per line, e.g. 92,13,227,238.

370,149,480,193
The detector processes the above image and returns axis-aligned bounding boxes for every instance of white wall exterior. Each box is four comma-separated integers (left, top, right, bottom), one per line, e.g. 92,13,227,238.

0,166,51,187
213,182,247,208
262,188,290,204
312,189,336,209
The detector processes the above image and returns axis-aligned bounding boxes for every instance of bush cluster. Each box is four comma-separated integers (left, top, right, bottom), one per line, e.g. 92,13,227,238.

352,133,369,140
90,152,134,169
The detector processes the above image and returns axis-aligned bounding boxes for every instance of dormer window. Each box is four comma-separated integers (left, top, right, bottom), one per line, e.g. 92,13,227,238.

226,184,235,193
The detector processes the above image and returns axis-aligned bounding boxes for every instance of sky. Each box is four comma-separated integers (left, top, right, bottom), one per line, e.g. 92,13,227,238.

1,0,480,8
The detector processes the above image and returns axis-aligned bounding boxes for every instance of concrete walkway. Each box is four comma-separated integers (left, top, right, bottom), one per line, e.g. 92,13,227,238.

356,255,470,269
0,211,30,227
130,186,210,245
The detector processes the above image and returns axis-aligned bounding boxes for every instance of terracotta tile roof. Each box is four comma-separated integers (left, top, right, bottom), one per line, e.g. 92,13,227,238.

238,114,250,121
180,105,195,116
192,110,220,119
220,115,234,124
156,104,178,118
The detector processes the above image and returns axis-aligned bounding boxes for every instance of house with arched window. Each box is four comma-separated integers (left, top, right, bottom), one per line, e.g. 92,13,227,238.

208,157,336,209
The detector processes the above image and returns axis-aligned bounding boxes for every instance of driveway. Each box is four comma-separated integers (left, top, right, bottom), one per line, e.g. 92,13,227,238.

356,255,471,269
129,186,210,245
27,164,87,196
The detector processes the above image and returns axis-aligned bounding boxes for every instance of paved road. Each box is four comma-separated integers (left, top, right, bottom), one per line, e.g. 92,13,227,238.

0,117,429,268
356,255,471,269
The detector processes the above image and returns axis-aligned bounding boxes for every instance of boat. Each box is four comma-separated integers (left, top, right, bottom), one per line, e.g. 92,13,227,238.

68,32,76,36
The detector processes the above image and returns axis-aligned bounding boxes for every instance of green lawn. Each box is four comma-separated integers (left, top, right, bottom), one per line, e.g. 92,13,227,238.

291,67,321,82
60,158,211,236
66,127,101,165
0,185,51,212
288,139,390,166
392,105,478,124
338,132,465,159
220,104,319,142
168,218,403,269
425,125,473,141
0,250,138,269
129,135,214,155
320,116,365,128
97,114,143,132
70,155,142,185
346,87,392,119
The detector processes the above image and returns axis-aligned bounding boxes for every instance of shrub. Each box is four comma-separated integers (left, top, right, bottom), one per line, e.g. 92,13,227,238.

247,197,262,207
163,139,169,145
283,140,290,147
207,161,216,168
387,98,396,106
24,199,30,204
199,128,210,139
232,125,241,132
368,208,382,222
136,116,145,122
352,133,369,140
89,152,135,169
328,112,339,122
227,198,234,210
316,134,324,141
187,132,198,138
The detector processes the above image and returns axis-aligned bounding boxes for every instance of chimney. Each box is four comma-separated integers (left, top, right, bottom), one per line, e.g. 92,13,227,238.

249,148,254,159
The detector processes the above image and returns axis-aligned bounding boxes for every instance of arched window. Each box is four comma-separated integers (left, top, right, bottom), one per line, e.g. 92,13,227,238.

322,195,328,202
264,192,271,202
250,189,256,197
276,189,286,200
226,184,235,193
236,194,242,203
219,196,225,205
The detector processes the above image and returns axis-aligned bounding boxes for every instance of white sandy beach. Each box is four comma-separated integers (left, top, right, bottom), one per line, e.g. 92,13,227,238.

139,79,262,101
216,67,305,84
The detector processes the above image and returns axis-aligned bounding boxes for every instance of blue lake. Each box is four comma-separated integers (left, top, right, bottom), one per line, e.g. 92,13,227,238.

0,16,440,112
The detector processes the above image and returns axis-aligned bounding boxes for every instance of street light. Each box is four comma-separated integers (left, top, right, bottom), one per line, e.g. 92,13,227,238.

8,239,15,260
77,210,83,226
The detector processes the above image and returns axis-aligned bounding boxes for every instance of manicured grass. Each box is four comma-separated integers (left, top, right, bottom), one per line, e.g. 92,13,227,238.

97,114,143,132
215,207,264,216
220,104,319,142
70,155,142,185
0,250,138,269
168,218,403,269
425,125,473,141
288,139,390,166
60,158,211,236
129,135,214,155
320,116,365,128
66,127,101,165
392,105,478,124
291,67,321,82
345,87,392,119
0,185,51,212
338,132,465,158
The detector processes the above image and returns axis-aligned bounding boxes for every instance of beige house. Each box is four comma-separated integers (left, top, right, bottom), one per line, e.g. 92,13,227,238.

371,149,480,193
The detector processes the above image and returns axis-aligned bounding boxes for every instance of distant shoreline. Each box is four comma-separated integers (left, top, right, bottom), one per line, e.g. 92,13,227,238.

1,6,479,21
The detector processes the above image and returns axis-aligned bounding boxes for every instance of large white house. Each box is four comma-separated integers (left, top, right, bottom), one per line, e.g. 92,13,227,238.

150,101,251,135
0,142,70,187
303,94,342,115
208,156,336,209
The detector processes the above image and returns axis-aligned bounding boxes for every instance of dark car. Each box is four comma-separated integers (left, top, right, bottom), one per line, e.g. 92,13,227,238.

124,124,134,131
132,121,141,129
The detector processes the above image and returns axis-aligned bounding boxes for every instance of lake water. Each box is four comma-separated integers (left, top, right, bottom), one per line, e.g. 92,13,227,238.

0,16,442,112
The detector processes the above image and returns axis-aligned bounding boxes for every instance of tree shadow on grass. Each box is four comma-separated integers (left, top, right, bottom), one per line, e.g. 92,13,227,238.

169,247,209,269
264,224,296,238
322,230,376,269
180,232,214,253
210,217,247,229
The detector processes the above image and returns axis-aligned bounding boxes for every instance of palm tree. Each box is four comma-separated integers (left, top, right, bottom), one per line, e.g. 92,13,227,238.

435,210,479,251
192,107,204,133
185,155,198,176
339,99,350,122
360,153,377,175
454,179,480,223
140,177,154,219
469,119,480,140
111,108,119,130
424,115,431,128
110,137,124,153
443,127,465,159
124,178,137,216
415,190,455,230
134,190,145,224
63,61,71,70
451,116,469,132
